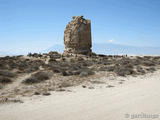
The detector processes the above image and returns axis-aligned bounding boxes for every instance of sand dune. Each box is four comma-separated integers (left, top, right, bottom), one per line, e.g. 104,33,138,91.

0,70,160,120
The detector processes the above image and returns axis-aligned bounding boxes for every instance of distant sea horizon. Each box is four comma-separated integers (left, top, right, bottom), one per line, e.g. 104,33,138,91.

1,43,160,56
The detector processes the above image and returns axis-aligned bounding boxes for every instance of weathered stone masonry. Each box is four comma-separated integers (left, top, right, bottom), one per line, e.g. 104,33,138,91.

63,16,92,55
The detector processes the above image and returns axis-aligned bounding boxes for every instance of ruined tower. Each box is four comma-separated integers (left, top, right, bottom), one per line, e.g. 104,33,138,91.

63,16,92,55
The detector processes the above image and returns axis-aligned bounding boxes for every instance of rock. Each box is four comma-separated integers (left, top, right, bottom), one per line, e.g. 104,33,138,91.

119,81,123,84
63,16,92,55
42,92,51,96
90,80,105,84
34,91,40,95
56,88,66,92
59,81,72,88
79,72,89,77
9,98,23,103
61,71,72,76
82,85,87,88
106,85,115,88
88,86,95,89
0,97,23,103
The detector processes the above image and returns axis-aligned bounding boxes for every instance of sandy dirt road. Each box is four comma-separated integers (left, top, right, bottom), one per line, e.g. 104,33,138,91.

0,71,160,120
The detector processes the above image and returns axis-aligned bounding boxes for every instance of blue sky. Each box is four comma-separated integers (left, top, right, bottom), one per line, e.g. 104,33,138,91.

0,0,160,54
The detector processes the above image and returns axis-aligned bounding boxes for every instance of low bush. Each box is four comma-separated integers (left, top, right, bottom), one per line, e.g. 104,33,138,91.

137,66,145,74
142,61,156,66
0,84,3,89
22,71,50,84
0,70,16,77
124,63,134,69
115,67,135,76
0,76,12,84
146,67,156,72
79,68,95,77
61,71,73,76
59,81,73,88
99,66,107,71
106,66,115,72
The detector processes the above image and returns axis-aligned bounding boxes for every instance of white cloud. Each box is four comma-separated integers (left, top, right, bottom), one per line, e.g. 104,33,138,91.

107,38,115,43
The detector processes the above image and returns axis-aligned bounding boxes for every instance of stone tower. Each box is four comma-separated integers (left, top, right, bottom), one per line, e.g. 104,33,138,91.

63,16,92,55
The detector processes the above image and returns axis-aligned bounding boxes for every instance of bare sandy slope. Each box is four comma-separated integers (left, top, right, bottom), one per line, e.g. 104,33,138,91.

0,71,160,120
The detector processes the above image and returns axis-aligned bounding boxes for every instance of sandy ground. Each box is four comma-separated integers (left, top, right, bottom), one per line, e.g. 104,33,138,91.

0,71,160,120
